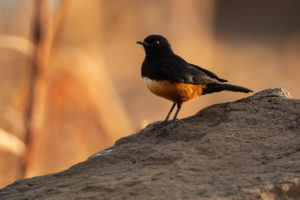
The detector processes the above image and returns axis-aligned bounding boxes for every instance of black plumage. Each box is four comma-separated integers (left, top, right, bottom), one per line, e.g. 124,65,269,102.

137,34,252,121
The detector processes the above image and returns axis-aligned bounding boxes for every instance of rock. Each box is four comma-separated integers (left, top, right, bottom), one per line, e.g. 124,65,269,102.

1,88,300,200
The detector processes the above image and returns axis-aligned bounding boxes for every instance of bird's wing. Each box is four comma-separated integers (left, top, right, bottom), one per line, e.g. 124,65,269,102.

189,64,227,82
155,55,226,85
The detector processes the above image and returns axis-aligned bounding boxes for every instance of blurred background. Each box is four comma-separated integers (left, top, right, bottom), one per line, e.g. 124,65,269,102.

0,0,300,188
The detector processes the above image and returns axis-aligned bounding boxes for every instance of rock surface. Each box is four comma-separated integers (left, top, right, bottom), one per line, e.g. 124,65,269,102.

1,88,300,200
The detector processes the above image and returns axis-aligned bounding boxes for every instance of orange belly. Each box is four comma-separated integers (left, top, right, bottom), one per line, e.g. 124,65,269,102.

144,78,206,104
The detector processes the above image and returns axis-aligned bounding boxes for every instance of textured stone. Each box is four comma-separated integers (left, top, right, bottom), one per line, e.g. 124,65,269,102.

1,88,300,200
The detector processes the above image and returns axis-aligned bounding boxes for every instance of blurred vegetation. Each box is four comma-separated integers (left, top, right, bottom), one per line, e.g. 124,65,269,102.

0,0,299,188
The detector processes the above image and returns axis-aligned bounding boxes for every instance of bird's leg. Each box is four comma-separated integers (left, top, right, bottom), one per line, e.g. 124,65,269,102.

164,103,176,122
157,103,182,137
151,103,176,131
172,103,182,121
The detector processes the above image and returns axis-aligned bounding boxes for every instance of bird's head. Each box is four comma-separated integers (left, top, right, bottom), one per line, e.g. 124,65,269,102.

137,35,173,58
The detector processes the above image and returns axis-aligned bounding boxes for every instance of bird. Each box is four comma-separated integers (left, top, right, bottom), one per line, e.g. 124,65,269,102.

137,34,252,122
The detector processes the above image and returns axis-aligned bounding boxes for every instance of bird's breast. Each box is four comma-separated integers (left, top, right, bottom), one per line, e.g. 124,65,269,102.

143,77,206,104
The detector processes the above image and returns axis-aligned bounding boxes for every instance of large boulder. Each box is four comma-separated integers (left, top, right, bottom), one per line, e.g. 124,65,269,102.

1,88,300,200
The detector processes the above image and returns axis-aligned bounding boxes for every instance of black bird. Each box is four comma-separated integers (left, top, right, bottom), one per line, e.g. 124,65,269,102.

137,35,252,121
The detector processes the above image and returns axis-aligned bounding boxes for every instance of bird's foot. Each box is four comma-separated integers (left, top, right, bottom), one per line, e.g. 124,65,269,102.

149,120,170,130
156,119,180,137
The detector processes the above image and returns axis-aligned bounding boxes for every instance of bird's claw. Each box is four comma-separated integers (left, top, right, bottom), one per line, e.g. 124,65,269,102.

156,119,180,137
157,129,169,137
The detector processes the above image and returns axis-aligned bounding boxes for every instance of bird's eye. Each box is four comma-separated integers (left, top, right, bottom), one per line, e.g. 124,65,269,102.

155,40,160,45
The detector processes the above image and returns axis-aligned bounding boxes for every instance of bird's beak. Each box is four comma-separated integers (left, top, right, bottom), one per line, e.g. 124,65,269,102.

136,41,149,46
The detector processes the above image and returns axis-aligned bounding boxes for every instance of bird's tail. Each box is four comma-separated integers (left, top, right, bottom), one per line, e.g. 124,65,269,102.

203,83,252,95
